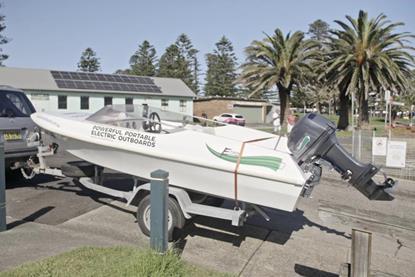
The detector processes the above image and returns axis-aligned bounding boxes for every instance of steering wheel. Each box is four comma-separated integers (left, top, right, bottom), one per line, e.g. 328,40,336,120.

143,112,162,133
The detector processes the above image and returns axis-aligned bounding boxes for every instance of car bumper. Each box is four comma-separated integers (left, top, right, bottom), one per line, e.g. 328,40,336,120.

4,148,38,158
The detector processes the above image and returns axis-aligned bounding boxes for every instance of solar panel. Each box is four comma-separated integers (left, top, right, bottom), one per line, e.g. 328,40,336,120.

51,70,161,93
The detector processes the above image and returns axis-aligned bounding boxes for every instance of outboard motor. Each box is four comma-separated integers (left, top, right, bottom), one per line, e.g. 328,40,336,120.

288,113,395,201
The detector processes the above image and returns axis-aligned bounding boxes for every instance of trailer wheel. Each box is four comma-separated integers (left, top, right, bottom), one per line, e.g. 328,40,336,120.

136,195,185,241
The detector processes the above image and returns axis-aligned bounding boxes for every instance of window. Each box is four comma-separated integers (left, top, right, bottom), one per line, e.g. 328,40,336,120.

104,96,112,106
221,114,232,118
125,97,134,112
0,91,34,117
5,92,32,116
161,99,168,110
179,100,186,112
125,97,133,105
81,96,89,110
142,104,149,118
58,95,67,109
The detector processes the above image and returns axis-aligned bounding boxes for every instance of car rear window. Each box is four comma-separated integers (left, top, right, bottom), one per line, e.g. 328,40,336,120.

222,114,232,117
235,115,244,119
0,91,34,117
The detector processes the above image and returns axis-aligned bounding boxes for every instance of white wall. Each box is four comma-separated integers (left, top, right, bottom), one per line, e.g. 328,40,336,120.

26,90,193,116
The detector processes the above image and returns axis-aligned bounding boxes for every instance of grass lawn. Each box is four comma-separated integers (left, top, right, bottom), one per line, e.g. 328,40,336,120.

0,246,232,277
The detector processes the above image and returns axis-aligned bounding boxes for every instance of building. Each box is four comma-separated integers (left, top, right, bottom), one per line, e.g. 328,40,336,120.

193,97,273,124
0,67,195,115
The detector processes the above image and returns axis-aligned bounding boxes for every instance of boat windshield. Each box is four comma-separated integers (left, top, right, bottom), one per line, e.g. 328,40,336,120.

86,104,220,134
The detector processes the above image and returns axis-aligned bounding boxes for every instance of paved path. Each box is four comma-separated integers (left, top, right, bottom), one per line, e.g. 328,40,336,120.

1,172,415,276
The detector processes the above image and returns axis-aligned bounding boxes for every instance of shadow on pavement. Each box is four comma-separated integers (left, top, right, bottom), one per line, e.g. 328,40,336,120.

176,207,350,248
177,216,264,247
42,179,136,217
5,172,57,189
5,173,137,226
7,206,55,229
262,209,351,240
294,264,338,277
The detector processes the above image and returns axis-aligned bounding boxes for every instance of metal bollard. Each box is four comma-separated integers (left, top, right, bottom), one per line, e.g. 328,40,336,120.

0,132,6,231
150,169,169,253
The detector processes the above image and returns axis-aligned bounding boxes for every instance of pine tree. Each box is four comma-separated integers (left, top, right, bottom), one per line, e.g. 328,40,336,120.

175,34,200,93
308,19,330,42
204,36,238,97
157,44,188,78
0,4,9,66
77,48,101,72
114,69,132,75
129,40,157,76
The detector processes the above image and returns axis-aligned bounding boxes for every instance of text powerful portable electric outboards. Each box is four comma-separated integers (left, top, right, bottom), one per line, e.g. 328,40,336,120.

288,113,395,201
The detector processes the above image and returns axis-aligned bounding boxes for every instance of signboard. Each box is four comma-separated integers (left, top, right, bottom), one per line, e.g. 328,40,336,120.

385,90,391,103
31,94,49,100
372,137,387,156
386,141,406,168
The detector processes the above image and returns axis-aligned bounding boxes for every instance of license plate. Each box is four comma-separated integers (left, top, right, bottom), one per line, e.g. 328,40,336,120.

4,131,22,141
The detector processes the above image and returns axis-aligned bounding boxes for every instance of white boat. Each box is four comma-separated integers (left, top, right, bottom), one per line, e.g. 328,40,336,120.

31,105,394,214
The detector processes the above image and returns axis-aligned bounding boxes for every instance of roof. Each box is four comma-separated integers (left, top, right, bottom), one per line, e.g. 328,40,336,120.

0,67,196,98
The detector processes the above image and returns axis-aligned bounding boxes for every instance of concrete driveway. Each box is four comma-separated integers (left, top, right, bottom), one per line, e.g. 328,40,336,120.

1,167,415,276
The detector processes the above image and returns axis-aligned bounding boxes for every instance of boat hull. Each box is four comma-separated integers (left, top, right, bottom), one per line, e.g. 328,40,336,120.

58,136,303,212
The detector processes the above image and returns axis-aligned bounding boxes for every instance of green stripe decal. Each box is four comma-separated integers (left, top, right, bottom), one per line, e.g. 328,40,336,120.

206,144,282,171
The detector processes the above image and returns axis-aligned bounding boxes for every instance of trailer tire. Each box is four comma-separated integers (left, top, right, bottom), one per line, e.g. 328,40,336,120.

136,195,185,241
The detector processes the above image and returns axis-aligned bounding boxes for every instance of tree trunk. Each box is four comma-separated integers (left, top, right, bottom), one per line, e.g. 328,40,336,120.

317,102,322,114
277,85,290,130
358,91,370,128
337,87,349,130
333,94,337,114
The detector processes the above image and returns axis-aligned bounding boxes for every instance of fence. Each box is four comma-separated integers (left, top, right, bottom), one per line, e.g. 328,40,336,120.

337,129,415,182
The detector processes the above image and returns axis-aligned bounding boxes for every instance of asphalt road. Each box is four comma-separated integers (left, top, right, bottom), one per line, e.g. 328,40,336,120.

5,170,135,226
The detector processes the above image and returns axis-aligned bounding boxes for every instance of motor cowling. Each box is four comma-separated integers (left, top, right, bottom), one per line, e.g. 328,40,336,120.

288,113,395,201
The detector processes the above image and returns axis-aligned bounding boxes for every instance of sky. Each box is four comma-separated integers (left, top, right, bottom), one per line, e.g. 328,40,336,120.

2,0,415,79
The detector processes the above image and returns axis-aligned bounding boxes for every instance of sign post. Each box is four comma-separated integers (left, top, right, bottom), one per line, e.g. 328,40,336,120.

384,90,390,130
351,229,372,277
0,131,6,231
150,169,169,253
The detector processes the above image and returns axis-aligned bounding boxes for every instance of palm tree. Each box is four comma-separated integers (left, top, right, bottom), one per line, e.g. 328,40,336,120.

305,84,333,113
239,29,318,127
324,10,414,128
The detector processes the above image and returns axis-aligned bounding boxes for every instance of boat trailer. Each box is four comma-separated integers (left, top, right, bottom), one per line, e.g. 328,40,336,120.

21,141,272,240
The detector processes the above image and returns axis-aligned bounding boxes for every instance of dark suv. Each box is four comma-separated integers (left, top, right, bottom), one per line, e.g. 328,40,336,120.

0,86,38,169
